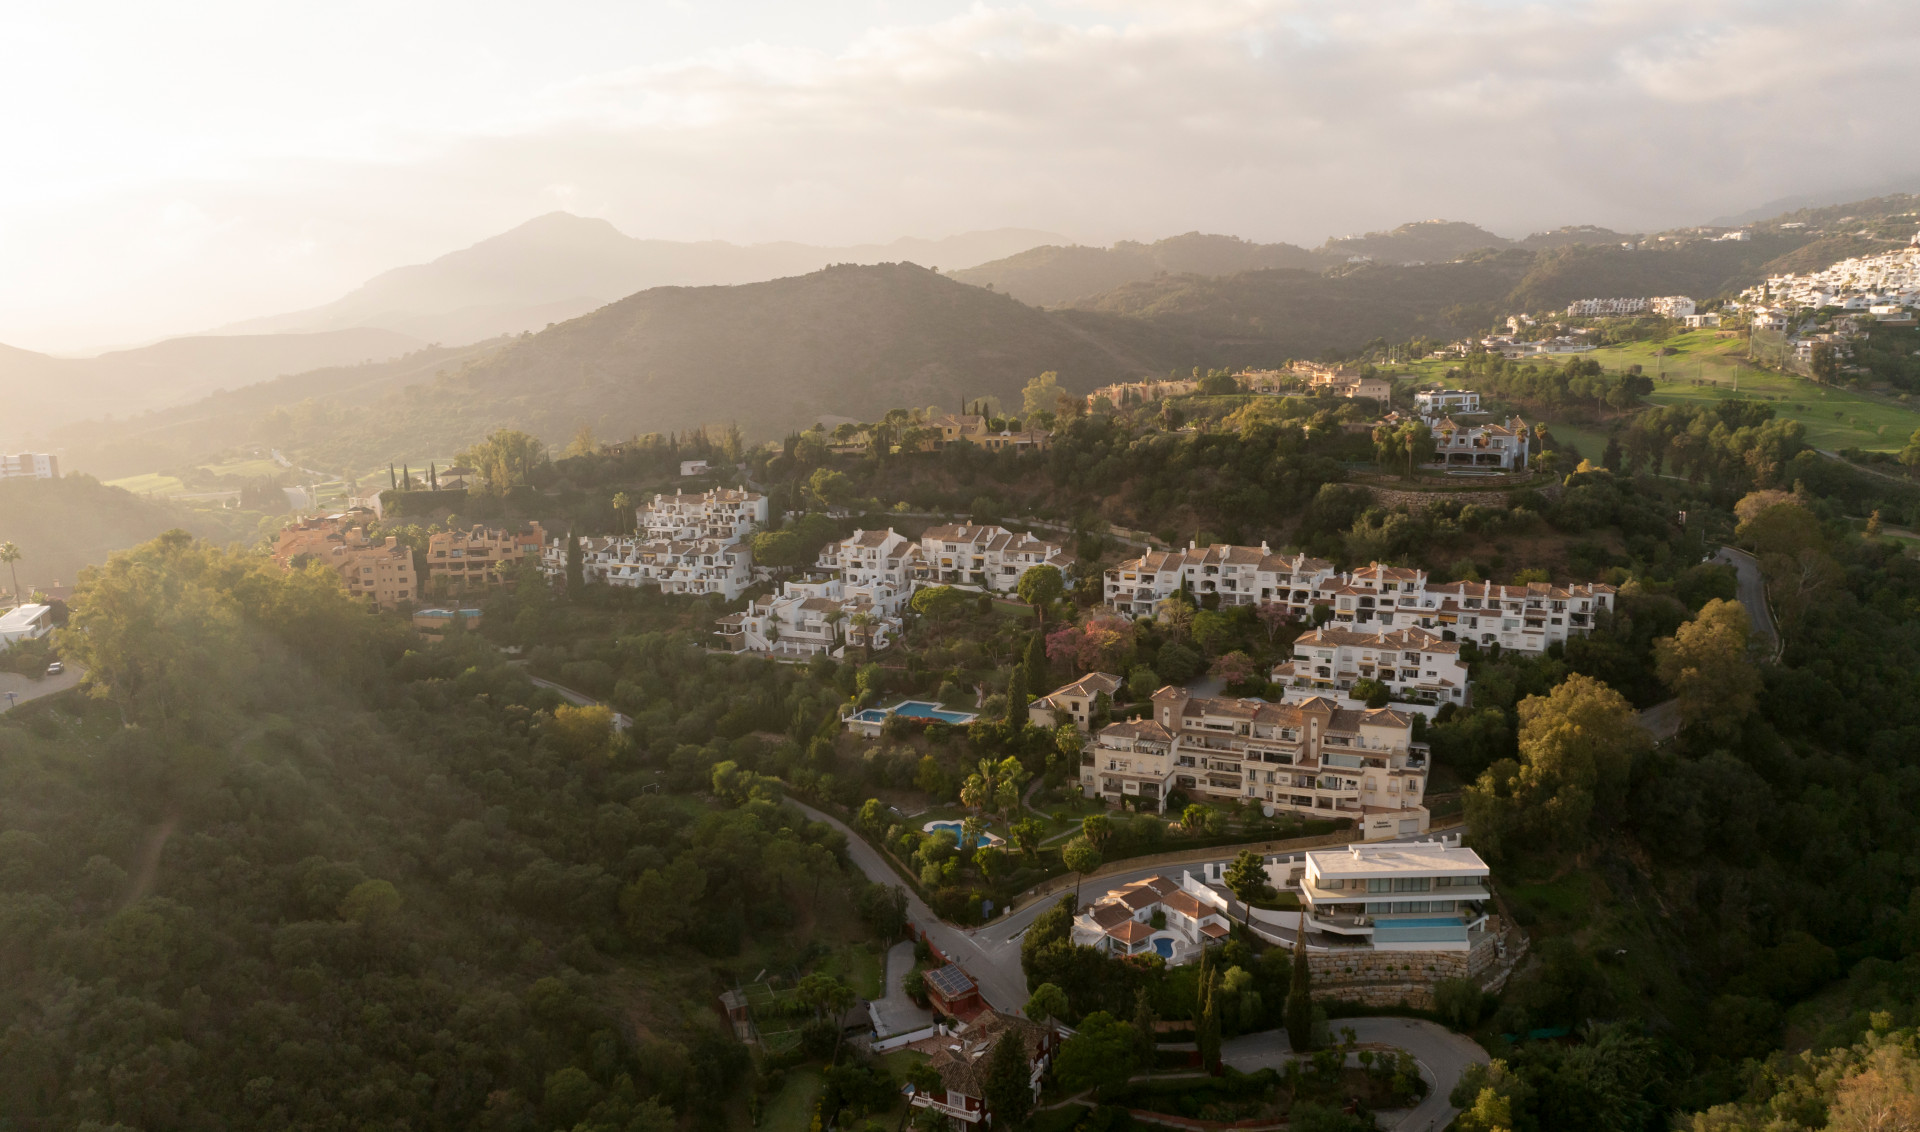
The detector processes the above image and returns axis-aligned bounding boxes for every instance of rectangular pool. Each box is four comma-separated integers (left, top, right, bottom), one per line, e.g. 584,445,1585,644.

1372,915,1468,945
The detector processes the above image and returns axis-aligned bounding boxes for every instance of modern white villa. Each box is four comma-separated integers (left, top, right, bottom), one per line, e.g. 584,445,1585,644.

1294,841,1491,951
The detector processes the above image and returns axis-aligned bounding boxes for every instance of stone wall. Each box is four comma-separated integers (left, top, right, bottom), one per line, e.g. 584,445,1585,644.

1303,917,1517,1008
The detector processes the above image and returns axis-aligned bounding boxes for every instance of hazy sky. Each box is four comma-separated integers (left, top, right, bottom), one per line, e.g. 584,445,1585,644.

5,0,1918,352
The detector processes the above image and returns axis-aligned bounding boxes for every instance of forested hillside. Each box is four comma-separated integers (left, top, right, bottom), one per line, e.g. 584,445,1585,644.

0,475,262,593
0,536,903,1130
950,233,1319,307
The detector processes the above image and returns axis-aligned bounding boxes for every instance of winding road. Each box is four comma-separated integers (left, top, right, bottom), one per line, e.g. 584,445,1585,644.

1711,546,1779,659
787,798,1488,1130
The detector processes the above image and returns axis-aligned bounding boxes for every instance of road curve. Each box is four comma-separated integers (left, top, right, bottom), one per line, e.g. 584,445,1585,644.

1222,1017,1488,1132
0,665,85,714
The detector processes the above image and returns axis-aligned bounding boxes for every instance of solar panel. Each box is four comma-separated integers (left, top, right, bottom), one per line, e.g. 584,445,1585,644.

925,964,976,997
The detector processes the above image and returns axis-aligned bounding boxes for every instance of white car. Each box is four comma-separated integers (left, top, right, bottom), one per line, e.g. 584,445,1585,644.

45,661,63,675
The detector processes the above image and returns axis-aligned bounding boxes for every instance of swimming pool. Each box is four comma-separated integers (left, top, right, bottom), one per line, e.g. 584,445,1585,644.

1151,938,1174,959
922,820,1004,849
1371,916,1468,945
852,700,979,725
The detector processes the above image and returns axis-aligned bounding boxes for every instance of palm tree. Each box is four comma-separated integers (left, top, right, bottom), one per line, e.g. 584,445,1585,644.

611,491,634,534
0,542,21,608
848,611,878,659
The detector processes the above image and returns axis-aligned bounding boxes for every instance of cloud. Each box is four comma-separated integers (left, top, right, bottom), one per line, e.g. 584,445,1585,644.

3,0,1917,350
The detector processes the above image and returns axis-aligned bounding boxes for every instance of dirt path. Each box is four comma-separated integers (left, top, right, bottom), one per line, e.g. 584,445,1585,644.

121,812,179,909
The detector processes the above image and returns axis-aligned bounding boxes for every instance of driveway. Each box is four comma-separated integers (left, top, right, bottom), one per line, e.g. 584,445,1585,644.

1221,1017,1488,1132
870,940,936,1037
1711,547,1779,658
0,666,84,714
521,671,634,730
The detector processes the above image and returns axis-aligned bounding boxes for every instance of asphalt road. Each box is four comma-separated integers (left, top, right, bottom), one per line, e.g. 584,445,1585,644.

1221,1018,1488,1132
1711,546,1780,658
522,672,634,730
0,666,84,713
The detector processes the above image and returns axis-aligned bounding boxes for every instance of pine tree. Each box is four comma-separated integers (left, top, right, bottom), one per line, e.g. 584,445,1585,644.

565,529,585,597
1024,630,1049,692
982,1031,1035,1128
1285,925,1314,1051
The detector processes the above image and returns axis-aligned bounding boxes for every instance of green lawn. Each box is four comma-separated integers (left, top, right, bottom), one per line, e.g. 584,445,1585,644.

1588,331,1920,452
105,472,187,496
760,1068,823,1132
200,457,284,479
822,944,884,1000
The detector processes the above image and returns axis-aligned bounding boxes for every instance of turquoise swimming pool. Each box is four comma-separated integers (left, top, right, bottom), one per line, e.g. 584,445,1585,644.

851,700,978,725
923,820,1004,849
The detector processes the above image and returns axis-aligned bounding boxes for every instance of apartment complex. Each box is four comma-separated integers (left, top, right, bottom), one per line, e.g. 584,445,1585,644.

1070,874,1231,964
1300,841,1491,950
641,487,767,541
0,452,58,480
1740,238,1920,312
1272,626,1470,710
271,510,418,608
814,528,918,613
1084,687,1430,840
715,576,901,659
925,415,1053,452
914,524,1073,594
548,534,754,599
1028,672,1123,731
1103,551,1612,653
1289,361,1392,401
426,523,545,593
1104,544,1335,617
1428,415,1531,470
1413,389,1481,416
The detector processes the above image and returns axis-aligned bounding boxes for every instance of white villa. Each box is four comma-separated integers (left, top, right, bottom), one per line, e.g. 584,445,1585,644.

715,576,900,659
1413,389,1481,417
0,604,54,646
1028,672,1124,731
914,524,1073,594
1071,874,1232,963
1296,841,1491,951
1428,415,1530,471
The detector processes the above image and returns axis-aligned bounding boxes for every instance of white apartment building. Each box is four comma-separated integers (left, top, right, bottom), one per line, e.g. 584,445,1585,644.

1413,389,1481,417
1103,556,1614,655
1649,296,1697,318
0,453,58,480
1429,415,1530,470
544,535,754,599
1565,297,1648,317
1741,239,1920,313
1299,841,1491,950
814,528,920,615
714,576,900,659
640,487,767,541
1272,626,1470,711
1103,544,1337,617
1683,312,1722,329
913,524,1072,594
1084,688,1430,840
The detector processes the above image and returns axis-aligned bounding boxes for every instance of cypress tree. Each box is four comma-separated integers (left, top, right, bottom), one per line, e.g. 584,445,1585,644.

565,528,585,597
1198,964,1222,1074
388,463,396,490
1131,987,1157,1067
981,1031,1035,1128
1285,924,1314,1051
1023,630,1049,692
1007,664,1030,721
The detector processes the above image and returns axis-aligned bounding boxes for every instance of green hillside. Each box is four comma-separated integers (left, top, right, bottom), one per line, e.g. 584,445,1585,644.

0,475,266,596
950,232,1319,306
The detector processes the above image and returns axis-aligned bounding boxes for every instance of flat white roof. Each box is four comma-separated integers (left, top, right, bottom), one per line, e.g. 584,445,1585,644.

1307,841,1488,879
0,604,51,632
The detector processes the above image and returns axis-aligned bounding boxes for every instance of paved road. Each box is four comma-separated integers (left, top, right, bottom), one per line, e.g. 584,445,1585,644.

785,798,1032,1013
521,672,634,731
1221,1018,1488,1132
0,666,84,714
1711,546,1779,658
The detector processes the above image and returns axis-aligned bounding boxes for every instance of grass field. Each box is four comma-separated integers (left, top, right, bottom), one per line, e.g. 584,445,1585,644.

760,1068,823,1132
200,457,284,479
105,472,187,496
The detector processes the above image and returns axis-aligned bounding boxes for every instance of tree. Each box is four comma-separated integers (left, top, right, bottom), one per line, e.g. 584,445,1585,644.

1466,673,1650,857
1081,814,1113,850
1255,601,1291,645
1025,983,1070,1024
1285,927,1314,1051
905,1060,945,1099
1017,565,1065,623
0,541,20,606
911,585,965,619
565,529,585,596
1052,1012,1139,1096
1209,651,1257,688
1062,837,1102,905
1007,663,1030,721
1011,818,1046,860
1023,372,1067,418
1655,598,1761,738
1222,850,1273,923
457,429,546,496
1349,678,1390,708
797,973,858,1061
1196,960,1223,1073
982,1029,1035,1127
1180,804,1216,835
1131,987,1159,1065
611,491,634,533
